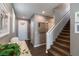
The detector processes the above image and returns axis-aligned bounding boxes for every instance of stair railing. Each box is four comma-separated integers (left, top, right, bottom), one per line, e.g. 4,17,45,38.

46,9,71,52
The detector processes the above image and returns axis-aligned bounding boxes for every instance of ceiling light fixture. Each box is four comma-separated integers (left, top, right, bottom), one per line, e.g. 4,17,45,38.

42,11,45,14
22,16,25,19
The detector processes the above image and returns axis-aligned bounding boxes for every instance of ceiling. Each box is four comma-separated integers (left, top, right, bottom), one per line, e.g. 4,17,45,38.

12,3,60,19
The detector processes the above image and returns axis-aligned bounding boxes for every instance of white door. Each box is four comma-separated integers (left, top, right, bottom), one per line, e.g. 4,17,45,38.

18,20,28,40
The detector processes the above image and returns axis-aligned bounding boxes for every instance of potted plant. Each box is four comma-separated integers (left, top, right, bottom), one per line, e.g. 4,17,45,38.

0,43,20,56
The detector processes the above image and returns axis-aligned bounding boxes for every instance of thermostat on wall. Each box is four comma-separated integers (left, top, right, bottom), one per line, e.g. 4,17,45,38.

75,23,79,33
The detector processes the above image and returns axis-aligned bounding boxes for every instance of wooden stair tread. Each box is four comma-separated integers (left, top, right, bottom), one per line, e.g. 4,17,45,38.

63,29,70,31
59,35,70,38
62,30,70,33
64,26,70,29
61,32,70,35
52,46,69,55
61,31,70,33
48,49,61,56
55,42,70,49
63,28,70,30
65,26,70,27
61,32,70,34
57,38,70,43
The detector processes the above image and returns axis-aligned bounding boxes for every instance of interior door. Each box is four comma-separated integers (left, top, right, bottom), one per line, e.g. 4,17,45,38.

18,20,28,40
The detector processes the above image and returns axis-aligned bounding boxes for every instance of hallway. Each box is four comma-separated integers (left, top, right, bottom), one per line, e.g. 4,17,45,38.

0,3,70,56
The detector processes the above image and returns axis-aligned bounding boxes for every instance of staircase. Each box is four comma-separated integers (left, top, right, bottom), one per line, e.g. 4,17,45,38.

48,21,70,56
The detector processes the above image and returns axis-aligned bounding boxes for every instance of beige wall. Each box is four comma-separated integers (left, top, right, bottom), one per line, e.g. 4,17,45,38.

70,3,79,56
54,3,70,24
48,18,55,30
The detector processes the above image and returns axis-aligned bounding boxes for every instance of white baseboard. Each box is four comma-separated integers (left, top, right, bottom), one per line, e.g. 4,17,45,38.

34,43,46,47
